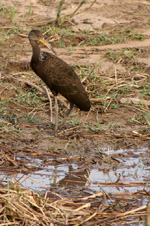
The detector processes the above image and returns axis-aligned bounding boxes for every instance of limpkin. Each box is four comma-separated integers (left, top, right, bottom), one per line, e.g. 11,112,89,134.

28,30,91,133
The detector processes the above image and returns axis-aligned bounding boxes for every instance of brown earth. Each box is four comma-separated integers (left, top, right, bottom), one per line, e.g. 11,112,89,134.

1,0,150,152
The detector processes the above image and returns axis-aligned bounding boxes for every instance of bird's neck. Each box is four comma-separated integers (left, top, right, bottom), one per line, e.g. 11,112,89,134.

31,41,40,63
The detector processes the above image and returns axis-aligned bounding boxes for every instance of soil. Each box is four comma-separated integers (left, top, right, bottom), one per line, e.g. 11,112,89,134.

0,0,150,224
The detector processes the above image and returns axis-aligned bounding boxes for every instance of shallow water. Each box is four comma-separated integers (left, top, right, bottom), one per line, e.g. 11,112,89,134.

0,148,149,203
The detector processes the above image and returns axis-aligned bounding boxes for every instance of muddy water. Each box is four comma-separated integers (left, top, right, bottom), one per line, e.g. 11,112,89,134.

0,148,149,203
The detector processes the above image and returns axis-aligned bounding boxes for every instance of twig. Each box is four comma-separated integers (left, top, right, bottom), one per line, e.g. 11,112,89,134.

43,86,53,123
116,205,147,217
55,0,65,26
0,84,12,95
69,0,86,19
90,97,104,103
65,0,97,19
83,0,97,12
79,192,103,201
120,97,150,107
81,66,95,83
7,76,68,108
78,212,97,226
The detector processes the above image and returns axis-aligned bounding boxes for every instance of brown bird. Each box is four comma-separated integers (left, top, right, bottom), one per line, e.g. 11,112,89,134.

28,30,91,133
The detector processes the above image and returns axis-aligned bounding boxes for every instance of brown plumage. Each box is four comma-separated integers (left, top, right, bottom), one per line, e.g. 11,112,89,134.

28,30,91,133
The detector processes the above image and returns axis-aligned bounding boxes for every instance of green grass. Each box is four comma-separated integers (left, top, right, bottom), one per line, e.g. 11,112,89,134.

22,5,32,17
40,26,146,49
140,86,150,95
129,114,144,124
0,99,11,105
144,113,150,126
107,48,136,61
13,91,43,107
0,28,23,43
18,113,42,123
0,122,20,133
1,3,17,23
56,39,66,48
0,107,6,113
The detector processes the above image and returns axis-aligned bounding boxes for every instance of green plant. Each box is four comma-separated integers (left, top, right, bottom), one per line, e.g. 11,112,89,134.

122,48,135,59
23,5,32,16
13,91,42,107
107,50,118,61
144,113,150,126
140,87,150,95
56,0,65,25
1,3,17,23
0,99,11,105
0,107,6,113
69,43,73,51
18,113,41,123
9,4,16,23
56,39,66,48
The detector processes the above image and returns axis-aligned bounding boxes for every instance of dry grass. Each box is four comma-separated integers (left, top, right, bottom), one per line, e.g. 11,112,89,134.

0,183,148,225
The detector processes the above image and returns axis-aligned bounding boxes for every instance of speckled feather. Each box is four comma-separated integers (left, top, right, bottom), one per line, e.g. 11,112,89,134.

29,31,91,111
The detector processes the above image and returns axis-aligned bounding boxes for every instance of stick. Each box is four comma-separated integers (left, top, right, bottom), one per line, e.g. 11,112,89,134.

43,86,53,123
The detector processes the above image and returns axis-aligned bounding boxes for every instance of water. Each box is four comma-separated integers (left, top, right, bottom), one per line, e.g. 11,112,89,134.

0,148,149,200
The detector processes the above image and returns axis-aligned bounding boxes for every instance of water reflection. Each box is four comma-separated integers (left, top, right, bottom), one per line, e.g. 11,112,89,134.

0,148,149,198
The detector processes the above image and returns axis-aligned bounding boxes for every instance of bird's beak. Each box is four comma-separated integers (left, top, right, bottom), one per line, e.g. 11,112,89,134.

39,38,56,54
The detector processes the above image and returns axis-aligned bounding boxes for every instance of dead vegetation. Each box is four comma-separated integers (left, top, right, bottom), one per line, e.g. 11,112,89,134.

0,183,148,225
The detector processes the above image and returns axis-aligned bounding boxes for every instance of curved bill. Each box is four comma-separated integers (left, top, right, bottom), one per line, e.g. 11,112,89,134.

39,38,56,54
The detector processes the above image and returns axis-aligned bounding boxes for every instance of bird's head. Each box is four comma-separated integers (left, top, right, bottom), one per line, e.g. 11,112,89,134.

28,30,56,54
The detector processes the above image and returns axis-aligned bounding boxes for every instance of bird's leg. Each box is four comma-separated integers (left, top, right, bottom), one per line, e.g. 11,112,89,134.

59,103,74,130
54,95,58,134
